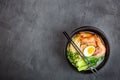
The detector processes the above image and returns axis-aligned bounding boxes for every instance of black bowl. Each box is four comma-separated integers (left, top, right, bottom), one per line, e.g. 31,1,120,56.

65,26,110,74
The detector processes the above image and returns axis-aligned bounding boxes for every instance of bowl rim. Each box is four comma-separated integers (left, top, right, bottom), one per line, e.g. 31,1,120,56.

65,26,110,74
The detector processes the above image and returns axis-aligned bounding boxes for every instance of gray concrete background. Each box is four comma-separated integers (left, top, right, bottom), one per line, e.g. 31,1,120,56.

0,0,120,80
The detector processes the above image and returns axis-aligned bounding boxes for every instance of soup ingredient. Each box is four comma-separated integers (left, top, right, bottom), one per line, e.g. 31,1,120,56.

83,46,95,57
67,50,99,71
80,32,93,37
81,35,96,45
93,36,106,58
69,35,81,53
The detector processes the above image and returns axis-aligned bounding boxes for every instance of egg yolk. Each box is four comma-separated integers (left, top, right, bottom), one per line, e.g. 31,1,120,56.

88,47,95,54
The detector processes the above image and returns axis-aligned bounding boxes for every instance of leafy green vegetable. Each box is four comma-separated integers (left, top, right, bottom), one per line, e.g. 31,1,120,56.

77,65,88,71
67,50,103,71
87,57,99,67
67,50,88,71
76,60,88,71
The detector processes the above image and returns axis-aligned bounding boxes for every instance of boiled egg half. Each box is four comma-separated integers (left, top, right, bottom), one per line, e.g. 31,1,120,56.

83,46,95,57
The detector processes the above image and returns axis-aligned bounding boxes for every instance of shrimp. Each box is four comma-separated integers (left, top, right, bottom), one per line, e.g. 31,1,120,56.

93,35,106,58
80,32,93,38
81,35,97,47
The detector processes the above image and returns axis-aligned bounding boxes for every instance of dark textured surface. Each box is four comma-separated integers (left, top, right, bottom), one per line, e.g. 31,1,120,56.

0,0,120,80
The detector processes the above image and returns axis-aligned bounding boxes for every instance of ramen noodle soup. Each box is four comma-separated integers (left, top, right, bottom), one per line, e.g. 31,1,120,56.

67,32,106,71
